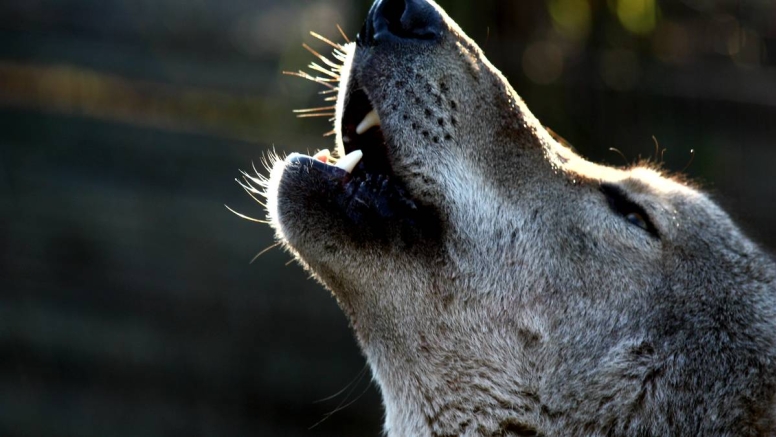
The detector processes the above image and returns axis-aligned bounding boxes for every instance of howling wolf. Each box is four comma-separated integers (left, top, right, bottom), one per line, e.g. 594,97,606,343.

250,0,776,435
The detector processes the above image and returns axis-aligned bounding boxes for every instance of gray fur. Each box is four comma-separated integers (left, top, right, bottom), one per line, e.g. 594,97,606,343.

260,1,776,435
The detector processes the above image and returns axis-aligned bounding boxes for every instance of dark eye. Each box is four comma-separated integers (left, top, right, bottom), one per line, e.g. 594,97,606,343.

600,183,660,239
625,212,648,231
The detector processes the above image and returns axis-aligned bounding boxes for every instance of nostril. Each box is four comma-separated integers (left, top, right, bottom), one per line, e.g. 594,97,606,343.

382,0,407,29
360,0,443,44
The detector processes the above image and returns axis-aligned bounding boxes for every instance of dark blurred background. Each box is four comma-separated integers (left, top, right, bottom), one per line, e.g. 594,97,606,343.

1,0,775,435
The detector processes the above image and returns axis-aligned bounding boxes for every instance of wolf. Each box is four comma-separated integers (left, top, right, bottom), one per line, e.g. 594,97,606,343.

250,0,776,435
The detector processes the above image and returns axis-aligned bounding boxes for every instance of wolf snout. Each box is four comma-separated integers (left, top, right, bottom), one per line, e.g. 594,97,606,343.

358,0,444,45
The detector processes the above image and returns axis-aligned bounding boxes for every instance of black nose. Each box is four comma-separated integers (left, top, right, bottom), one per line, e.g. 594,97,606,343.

358,0,444,45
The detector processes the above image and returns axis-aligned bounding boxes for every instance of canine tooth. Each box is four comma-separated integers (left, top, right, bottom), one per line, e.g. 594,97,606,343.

313,149,331,163
356,109,381,135
335,150,363,173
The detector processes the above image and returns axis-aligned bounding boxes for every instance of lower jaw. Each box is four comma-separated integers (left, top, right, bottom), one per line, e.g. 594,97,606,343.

275,155,442,250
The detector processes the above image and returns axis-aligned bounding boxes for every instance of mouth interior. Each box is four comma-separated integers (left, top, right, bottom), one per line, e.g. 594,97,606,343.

339,83,393,177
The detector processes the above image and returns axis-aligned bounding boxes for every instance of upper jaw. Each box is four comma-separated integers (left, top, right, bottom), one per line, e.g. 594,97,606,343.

335,43,393,177
268,0,460,258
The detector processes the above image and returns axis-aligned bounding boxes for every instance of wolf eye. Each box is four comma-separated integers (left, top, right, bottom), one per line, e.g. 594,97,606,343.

600,183,659,239
625,212,648,230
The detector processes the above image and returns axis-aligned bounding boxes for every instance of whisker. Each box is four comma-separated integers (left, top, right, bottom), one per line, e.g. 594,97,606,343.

256,159,274,176
329,381,372,415
309,371,373,430
240,169,266,188
608,148,630,167
283,71,336,89
337,24,351,43
323,129,336,137
250,242,282,264
241,189,267,208
332,50,347,61
248,164,269,186
236,176,262,195
310,31,343,49
237,179,267,206
309,62,340,79
293,106,336,113
314,365,368,403
682,149,696,173
224,204,270,224
303,43,343,70
296,113,336,118
233,181,267,204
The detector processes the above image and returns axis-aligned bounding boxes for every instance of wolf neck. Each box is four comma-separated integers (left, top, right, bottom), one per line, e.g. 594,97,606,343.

372,360,540,436
362,317,542,436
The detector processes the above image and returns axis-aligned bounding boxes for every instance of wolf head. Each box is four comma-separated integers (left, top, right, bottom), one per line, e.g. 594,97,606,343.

259,0,776,434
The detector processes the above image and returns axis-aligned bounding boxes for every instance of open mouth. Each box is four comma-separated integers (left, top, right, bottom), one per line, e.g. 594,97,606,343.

289,68,391,179
338,76,395,178
289,83,389,180
279,43,421,230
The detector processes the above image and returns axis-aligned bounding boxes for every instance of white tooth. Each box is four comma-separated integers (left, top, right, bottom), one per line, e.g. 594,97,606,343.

356,109,381,135
313,149,331,159
335,150,363,173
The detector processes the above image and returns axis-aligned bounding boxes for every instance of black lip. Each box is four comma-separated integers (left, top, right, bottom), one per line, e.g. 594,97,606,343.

287,153,351,179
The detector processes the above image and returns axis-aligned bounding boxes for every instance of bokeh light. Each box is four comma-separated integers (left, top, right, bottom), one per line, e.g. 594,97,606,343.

523,41,565,84
610,0,659,35
548,0,592,41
